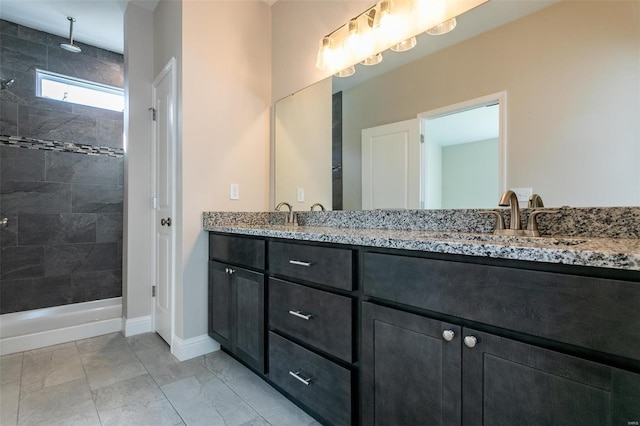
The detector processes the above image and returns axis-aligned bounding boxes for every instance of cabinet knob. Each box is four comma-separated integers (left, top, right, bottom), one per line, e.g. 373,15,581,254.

464,335,478,348
225,268,229,273
442,329,455,342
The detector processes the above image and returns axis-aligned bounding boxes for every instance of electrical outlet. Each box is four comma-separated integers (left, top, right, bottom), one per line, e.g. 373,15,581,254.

230,184,240,200
297,188,304,203
512,187,532,204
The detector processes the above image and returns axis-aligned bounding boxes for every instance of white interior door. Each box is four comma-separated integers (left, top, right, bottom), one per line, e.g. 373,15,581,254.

362,119,421,210
152,58,176,344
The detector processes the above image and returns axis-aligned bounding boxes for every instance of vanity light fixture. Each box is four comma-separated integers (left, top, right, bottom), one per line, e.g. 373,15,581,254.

317,0,489,77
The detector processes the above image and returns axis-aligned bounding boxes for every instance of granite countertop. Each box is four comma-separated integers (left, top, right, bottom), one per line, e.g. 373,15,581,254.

203,223,640,272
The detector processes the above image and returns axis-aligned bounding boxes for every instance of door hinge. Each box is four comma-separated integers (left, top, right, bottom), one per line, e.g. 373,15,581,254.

420,134,425,144
152,285,156,297
152,197,158,209
148,107,157,121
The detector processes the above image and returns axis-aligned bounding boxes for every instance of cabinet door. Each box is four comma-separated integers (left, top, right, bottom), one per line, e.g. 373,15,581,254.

361,302,462,426
208,261,232,348
462,328,640,426
233,267,265,373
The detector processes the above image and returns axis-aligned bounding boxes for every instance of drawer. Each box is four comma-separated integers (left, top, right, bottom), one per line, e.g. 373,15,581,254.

269,278,353,362
268,332,352,426
209,233,265,270
269,241,353,290
363,251,640,362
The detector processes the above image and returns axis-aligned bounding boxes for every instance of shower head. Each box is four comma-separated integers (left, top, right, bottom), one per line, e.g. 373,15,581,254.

0,78,15,90
60,17,81,53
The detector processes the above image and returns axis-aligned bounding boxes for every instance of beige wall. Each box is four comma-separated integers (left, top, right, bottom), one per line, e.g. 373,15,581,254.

275,77,332,210
342,1,639,208
123,3,154,321
181,1,271,339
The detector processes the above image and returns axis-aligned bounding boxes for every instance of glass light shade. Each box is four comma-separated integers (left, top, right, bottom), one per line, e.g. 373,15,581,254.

361,53,383,66
334,66,356,78
426,18,457,35
315,36,333,70
390,36,416,52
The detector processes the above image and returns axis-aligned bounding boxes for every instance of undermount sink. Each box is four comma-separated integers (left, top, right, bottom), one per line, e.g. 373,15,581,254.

421,232,589,247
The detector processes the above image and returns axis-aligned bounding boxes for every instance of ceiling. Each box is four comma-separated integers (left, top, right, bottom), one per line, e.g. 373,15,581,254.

0,0,159,54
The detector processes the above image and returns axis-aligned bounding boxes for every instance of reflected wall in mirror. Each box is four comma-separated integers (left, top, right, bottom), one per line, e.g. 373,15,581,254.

274,1,640,210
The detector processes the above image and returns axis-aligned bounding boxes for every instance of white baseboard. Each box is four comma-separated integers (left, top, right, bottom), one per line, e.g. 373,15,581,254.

172,334,220,361
0,318,122,355
122,315,153,337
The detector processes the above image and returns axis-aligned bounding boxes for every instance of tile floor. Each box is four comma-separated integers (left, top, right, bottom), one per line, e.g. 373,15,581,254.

0,333,319,426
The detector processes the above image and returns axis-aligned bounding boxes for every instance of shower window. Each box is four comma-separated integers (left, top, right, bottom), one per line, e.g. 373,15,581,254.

36,69,124,112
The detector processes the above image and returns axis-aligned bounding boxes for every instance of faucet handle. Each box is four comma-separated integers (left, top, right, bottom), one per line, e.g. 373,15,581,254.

479,210,505,232
525,209,560,237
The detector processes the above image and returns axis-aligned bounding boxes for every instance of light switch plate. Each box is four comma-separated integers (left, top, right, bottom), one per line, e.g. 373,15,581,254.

230,184,240,200
297,188,304,202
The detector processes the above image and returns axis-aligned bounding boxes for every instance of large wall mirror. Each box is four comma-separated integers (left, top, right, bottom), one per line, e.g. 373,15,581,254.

274,0,640,211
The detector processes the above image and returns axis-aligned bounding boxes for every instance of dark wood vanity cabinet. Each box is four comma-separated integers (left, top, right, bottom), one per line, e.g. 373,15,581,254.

208,232,640,425
361,251,640,426
208,234,265,373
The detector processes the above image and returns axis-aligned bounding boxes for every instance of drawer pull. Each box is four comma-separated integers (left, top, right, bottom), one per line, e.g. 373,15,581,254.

289,260,312,267
289,370,312,385
288,310,314,320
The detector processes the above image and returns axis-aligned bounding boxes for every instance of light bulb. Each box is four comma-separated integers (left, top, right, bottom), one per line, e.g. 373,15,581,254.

426,18,457,35
361,53,383,66
390,36,416,52
315,36,334,70
334,66,356,78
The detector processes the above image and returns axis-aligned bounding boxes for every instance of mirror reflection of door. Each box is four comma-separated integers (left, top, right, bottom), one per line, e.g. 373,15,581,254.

422,103,500,209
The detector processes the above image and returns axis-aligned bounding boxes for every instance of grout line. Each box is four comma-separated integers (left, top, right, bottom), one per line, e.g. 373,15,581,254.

15,351,25,426
74,339,103,425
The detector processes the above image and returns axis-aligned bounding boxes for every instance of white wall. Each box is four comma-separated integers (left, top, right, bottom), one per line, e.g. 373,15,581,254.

275,78,332,210
181,1,271,339
123,3,154,322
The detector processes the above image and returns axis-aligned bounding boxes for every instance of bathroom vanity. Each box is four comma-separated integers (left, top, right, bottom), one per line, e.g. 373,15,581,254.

204,210,640,425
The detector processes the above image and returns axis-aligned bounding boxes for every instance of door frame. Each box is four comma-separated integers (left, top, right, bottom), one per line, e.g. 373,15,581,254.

151,57,177,347
417,91,507,205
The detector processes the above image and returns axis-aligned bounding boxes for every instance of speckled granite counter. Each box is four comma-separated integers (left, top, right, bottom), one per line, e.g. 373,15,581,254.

203,219,640,272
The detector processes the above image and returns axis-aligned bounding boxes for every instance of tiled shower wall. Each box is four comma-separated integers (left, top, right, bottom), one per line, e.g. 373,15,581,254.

0,19,124,314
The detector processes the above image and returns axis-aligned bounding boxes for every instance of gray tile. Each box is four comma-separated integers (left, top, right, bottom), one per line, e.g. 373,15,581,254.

71,103,123,121
70,269,122,300
44,243,119,275
125,332,167,352
97,398,183,426
96,49,123,66
79,339,147,390
19,214,95,245
0,20,19,37
96,117,123,148
72,184,122,213
117,157,123,185
1,245,44,279
0,352,23,384
1,380,20,426
18,378,100,426
17,105,97,145
0,213,18,246
76,333,128,355
16,25,49,46
1,146,46,181
162,375,263,426
91,374,164,411
0,35,46,73
204,350,254,383
0,275,71,314
21,342,85,396
135,344,214,387
45,151,119,185
96,213,122,242
1,100,18,135
0,181,71,214
225,370,317,426
47,47,123,88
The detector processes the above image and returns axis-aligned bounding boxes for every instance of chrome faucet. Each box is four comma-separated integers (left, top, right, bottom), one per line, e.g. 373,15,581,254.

498,190,522,233
310,203,325,212
275,202,294,223
528,194,544,208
